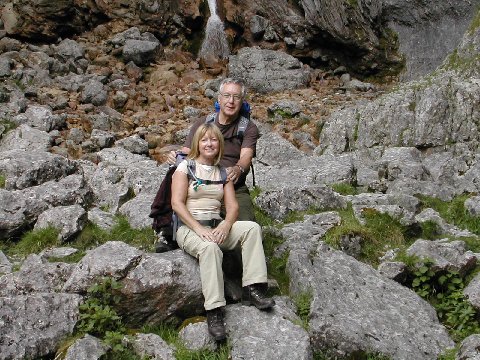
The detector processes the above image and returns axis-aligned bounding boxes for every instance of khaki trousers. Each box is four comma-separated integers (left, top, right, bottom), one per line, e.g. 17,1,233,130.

176,221,268,310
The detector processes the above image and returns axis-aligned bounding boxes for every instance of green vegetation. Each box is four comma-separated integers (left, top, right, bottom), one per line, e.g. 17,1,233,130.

0,118,17,134
8,226,60,257
294,291,313,330
142,323,231,360
346,0,358,8
324,205,413,266
73,277,133,358
408,260,480,342
419,195,480,241
314,120,325,140
0,173,5,188
467,9,480,35
331,182,358,196
74,216,157,253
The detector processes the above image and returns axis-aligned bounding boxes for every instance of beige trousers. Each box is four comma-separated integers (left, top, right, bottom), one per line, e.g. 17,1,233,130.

176,221,268,310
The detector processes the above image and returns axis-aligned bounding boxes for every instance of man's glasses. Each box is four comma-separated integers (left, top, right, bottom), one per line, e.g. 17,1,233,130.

220,93,242,102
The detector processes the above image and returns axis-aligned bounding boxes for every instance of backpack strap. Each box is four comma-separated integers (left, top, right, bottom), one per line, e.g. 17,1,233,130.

236,116,249,140
205,113,216,124
205,113,250,140
187,160,228,191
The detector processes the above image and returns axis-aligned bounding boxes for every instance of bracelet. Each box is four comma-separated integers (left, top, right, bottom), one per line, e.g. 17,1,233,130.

235,164,244,173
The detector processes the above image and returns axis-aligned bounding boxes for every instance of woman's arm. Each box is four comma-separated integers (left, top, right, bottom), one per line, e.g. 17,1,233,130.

171,170,218,242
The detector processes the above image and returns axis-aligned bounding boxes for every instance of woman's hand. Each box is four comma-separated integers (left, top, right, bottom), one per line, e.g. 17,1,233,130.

211,221,232,244
195,226,217,242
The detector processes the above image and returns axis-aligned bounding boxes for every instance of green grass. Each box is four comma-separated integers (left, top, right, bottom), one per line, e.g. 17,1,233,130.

8,226,60,257
331,183,358,196
0,173,5,188
263,230,290,295
73,216,156,252
293,291,313,330
419,194,480,239
324,205,413,267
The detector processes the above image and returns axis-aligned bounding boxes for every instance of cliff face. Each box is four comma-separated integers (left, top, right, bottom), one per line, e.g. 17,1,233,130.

1,0,479,80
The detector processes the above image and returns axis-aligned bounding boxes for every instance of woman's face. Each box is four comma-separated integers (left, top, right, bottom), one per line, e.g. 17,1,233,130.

199,130,219,159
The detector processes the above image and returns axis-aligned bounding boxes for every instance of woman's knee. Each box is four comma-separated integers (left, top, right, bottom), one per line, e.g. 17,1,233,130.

199,241,222,258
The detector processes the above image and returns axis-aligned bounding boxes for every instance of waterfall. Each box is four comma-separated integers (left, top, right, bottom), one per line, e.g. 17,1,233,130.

199,0,230,59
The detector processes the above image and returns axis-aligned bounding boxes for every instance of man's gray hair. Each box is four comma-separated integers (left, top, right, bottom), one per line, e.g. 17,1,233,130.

218,78,246,97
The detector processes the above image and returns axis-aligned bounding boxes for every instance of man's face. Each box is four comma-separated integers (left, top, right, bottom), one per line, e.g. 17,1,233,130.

218,83,243,119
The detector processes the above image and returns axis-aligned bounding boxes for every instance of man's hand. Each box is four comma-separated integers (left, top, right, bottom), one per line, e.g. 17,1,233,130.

166,151,176,165
226,166,242,184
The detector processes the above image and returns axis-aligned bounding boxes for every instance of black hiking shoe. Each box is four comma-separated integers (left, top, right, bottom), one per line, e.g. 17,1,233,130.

206,307,226,341
242,284,275,310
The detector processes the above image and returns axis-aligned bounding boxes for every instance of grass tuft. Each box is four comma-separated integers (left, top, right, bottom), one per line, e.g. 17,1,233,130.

9,226,60,257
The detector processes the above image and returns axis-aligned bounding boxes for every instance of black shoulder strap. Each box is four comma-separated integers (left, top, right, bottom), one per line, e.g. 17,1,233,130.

237,116,249,139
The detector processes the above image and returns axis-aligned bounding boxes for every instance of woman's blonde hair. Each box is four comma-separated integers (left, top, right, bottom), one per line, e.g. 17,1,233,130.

188,123,224,165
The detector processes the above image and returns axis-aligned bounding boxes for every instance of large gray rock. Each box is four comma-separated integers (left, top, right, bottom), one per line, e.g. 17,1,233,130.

117,250,203,326
34,204,87,241
288,246,454,358
384,0,480,80
225,301,312,360
64,334,109,360
0,124,53,152
122,39,161,67
315,73,480,155
407,239,477,275
63,241,143,293
0,254,75,296
129,333,175,360
118,192,154,229
0,149,78,190
228,47,311,94
0,293,82,360
13,105,66,132
276,212,342,256
256,131,307,166
255,185,346,220
253,154,355,191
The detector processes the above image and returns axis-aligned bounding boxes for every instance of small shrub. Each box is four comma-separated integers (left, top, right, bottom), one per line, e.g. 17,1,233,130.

408,261,480,342
0,173,6,188
76,277,125,337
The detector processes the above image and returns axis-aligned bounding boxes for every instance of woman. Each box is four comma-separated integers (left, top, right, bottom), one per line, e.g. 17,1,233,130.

171,122,274,341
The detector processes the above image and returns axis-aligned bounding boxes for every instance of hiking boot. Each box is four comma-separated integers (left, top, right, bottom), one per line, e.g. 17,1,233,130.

206,307,226,341
242,284,275,310
155,241,178,253
155,231,178,253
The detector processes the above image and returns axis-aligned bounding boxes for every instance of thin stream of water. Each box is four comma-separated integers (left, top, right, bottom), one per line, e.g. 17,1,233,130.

199,0,230,59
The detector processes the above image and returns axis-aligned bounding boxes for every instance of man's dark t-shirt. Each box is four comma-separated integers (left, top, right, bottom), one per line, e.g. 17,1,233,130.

184,114,259,187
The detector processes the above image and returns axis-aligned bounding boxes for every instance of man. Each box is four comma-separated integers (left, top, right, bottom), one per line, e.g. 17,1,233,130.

169,77,259,221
